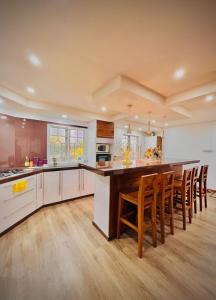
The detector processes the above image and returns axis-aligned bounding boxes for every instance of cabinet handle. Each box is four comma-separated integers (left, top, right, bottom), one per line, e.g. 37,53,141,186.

59,172,61,196
82,169,84,190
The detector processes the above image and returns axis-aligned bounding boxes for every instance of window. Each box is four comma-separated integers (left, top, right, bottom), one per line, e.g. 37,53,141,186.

121,134,139,159
48,124,86,163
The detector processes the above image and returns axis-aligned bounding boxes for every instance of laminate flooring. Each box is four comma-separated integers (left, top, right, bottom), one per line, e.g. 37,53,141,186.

0,195,216,300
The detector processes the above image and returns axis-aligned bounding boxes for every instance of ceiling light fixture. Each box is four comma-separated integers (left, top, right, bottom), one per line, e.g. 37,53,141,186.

134,115,139,119
138,128,142,131
164,122,169,127
0,115,7,120
26,86,35,94
174,68,185,80
205,95,214,102
62,114,68,119
0,98,4,104
28,53,42,67
151,119,156,124
101,106,107,112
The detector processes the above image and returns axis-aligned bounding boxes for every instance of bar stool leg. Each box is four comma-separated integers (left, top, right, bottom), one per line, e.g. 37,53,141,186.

137,203,144,258
160,199,165,244
169,196,174,235
204,181,207,208
182,194,186,230
199,183,203,212
151,201,157,248
188,190,192,224
117,195,123,238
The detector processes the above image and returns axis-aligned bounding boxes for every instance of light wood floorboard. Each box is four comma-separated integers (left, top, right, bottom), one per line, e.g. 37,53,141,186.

0,196,216,300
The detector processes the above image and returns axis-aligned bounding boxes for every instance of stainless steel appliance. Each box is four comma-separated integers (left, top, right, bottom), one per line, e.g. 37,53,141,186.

0,169,25,179
96,153,111,162
96,143,110,153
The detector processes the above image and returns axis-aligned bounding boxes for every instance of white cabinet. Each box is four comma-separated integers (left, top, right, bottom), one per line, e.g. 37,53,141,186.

61,169,80,201
0,175,37,234
80,169,95,196
43,171,61,204
36,173,44,208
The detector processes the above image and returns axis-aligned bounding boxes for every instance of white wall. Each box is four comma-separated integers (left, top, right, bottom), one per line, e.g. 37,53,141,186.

163,122,216,189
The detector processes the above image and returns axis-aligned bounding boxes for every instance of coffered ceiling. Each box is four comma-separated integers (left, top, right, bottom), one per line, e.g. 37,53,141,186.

0,0,216,128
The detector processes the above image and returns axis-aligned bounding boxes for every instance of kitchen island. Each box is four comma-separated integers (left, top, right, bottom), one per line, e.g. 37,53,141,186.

81,159,200,240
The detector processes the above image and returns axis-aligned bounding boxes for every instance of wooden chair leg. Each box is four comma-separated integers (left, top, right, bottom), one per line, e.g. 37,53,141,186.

160,201,165,244
182,194,186,230
188,190,192,224
193,185,197,214
151,202,157,248
117,196,123,238
199,183,202,211
138,204,144,258
204,182,207,208
169,197,174,235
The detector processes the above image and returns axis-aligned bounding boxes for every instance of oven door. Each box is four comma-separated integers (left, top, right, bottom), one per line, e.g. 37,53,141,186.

96,154,111,162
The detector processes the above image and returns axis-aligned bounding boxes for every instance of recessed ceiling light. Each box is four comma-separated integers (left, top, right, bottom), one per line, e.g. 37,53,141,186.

205,95,214,102
62,114,68,119
124,125,129,129
26,86,35,94
151,119,156,124
0,98,4,104
101,106,107,112
0,115,7,120
138,127,142,131
174,68,185,80
28,53,42,67
164,122,169,127
134,115,139,119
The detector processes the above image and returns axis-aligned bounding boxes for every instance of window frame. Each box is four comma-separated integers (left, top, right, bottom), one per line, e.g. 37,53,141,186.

47,124,86,164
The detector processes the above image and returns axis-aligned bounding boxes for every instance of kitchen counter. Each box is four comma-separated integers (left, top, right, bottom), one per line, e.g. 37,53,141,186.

80,158,200,176
0,164,80,184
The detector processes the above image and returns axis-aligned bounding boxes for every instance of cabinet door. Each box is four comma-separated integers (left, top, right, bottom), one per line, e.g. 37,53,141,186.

61,169,80,201
97,120,114,138
81,169,95,196
43,171,61,204
36,173,44,208
0,175,37,233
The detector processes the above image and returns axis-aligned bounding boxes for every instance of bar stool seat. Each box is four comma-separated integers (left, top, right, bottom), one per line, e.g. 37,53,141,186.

117,173,159,258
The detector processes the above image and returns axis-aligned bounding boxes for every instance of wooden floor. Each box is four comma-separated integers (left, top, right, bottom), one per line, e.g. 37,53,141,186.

0,195,216,300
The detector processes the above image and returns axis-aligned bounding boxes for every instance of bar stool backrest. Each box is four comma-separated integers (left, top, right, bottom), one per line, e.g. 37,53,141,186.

138,173,158,205
199,165,208,182
192,167,199,187
161,171,175,194
183,169,193,192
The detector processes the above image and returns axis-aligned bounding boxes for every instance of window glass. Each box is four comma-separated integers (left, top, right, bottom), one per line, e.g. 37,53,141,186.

48,125,85,163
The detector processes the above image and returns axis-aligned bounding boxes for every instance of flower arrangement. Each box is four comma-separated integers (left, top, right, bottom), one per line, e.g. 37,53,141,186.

145,147,162,159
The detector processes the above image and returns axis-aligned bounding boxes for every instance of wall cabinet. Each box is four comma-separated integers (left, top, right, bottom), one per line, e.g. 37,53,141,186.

96,120,114,138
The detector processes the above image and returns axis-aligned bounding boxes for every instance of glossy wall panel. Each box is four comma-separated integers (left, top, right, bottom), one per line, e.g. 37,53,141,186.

0,114,47,167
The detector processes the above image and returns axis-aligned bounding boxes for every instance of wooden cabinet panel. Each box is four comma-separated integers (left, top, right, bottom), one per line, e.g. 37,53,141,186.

96,120,114,138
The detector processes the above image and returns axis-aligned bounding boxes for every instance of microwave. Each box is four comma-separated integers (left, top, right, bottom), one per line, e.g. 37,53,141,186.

96,143,110,153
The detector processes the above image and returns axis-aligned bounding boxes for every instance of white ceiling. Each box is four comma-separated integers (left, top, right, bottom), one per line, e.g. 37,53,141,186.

0,0,216,128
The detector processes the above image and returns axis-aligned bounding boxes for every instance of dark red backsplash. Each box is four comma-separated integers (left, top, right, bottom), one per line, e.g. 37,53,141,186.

0,114,47,167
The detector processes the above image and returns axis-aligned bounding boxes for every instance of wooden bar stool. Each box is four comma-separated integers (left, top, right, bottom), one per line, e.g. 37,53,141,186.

117,173,158,258
197,165,208,211
174,169,193,230
157,171,175,244
191,167,199,215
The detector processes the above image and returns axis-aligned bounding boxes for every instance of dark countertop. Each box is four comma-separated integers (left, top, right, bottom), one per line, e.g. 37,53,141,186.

80,158,200,176
0,158,200,183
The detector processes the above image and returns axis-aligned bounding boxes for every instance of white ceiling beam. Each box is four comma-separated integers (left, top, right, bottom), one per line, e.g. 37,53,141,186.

121,76,165,104
166,81,216,105
170,106,192,118
92,75,165,104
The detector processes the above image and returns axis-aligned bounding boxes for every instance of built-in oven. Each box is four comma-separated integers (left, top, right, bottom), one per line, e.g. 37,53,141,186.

96,143,110,153
96,153,111,162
